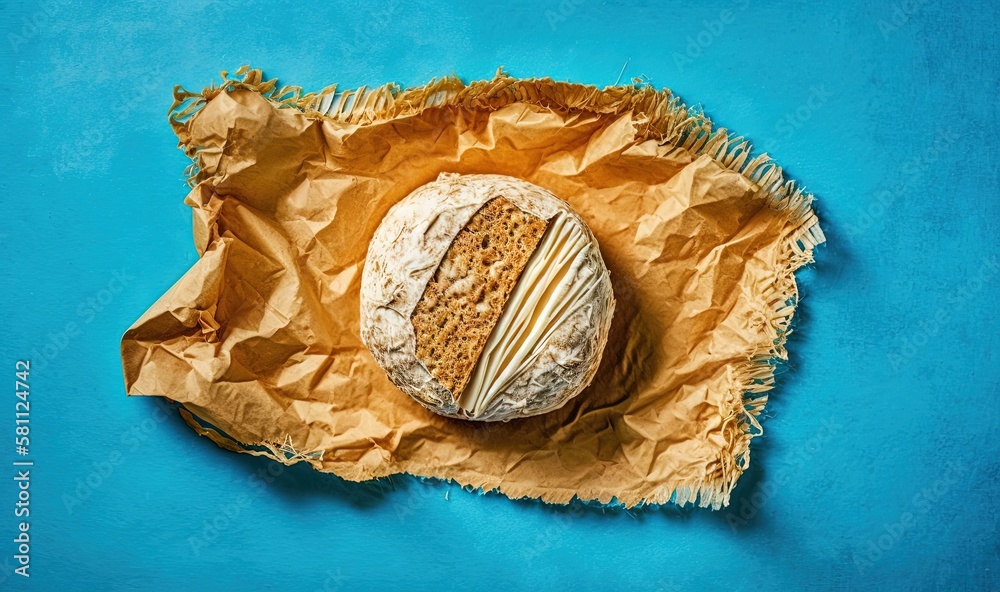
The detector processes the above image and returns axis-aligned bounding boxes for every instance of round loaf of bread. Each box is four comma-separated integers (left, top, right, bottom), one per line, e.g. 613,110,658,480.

360,173,615,422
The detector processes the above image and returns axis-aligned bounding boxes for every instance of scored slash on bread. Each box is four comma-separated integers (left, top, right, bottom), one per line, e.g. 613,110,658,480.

410,197,549,395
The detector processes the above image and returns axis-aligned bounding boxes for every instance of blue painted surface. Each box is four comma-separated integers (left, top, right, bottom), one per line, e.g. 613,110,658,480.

1,0,998,590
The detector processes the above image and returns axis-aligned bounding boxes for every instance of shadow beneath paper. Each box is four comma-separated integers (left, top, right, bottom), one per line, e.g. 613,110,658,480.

706,197,847,531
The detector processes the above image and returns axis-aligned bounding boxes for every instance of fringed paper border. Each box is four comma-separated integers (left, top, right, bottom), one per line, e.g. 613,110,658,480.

164,65,826,510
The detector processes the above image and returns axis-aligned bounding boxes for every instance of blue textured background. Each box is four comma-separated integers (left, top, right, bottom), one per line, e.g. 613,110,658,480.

1,0,997,590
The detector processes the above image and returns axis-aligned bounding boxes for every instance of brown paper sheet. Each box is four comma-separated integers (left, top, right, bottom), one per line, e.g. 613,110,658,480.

121,67,824,509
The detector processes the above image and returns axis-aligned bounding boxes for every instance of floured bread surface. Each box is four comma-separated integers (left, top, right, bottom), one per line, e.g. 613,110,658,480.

411,197,548,395
360,173,616,422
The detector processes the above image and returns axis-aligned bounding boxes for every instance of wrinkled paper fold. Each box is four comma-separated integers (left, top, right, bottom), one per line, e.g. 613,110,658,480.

121,67,824,509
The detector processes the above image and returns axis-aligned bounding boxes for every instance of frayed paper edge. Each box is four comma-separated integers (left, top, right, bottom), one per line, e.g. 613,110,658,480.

164,66,826,510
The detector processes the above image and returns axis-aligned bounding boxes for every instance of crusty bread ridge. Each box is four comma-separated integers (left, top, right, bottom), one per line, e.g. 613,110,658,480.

411,197,548,394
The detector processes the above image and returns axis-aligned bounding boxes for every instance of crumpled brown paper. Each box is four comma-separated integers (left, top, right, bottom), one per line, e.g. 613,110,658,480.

121,67,824,509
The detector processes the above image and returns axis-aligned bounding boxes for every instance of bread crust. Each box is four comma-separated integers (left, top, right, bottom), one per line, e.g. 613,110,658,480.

360,173,615,421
